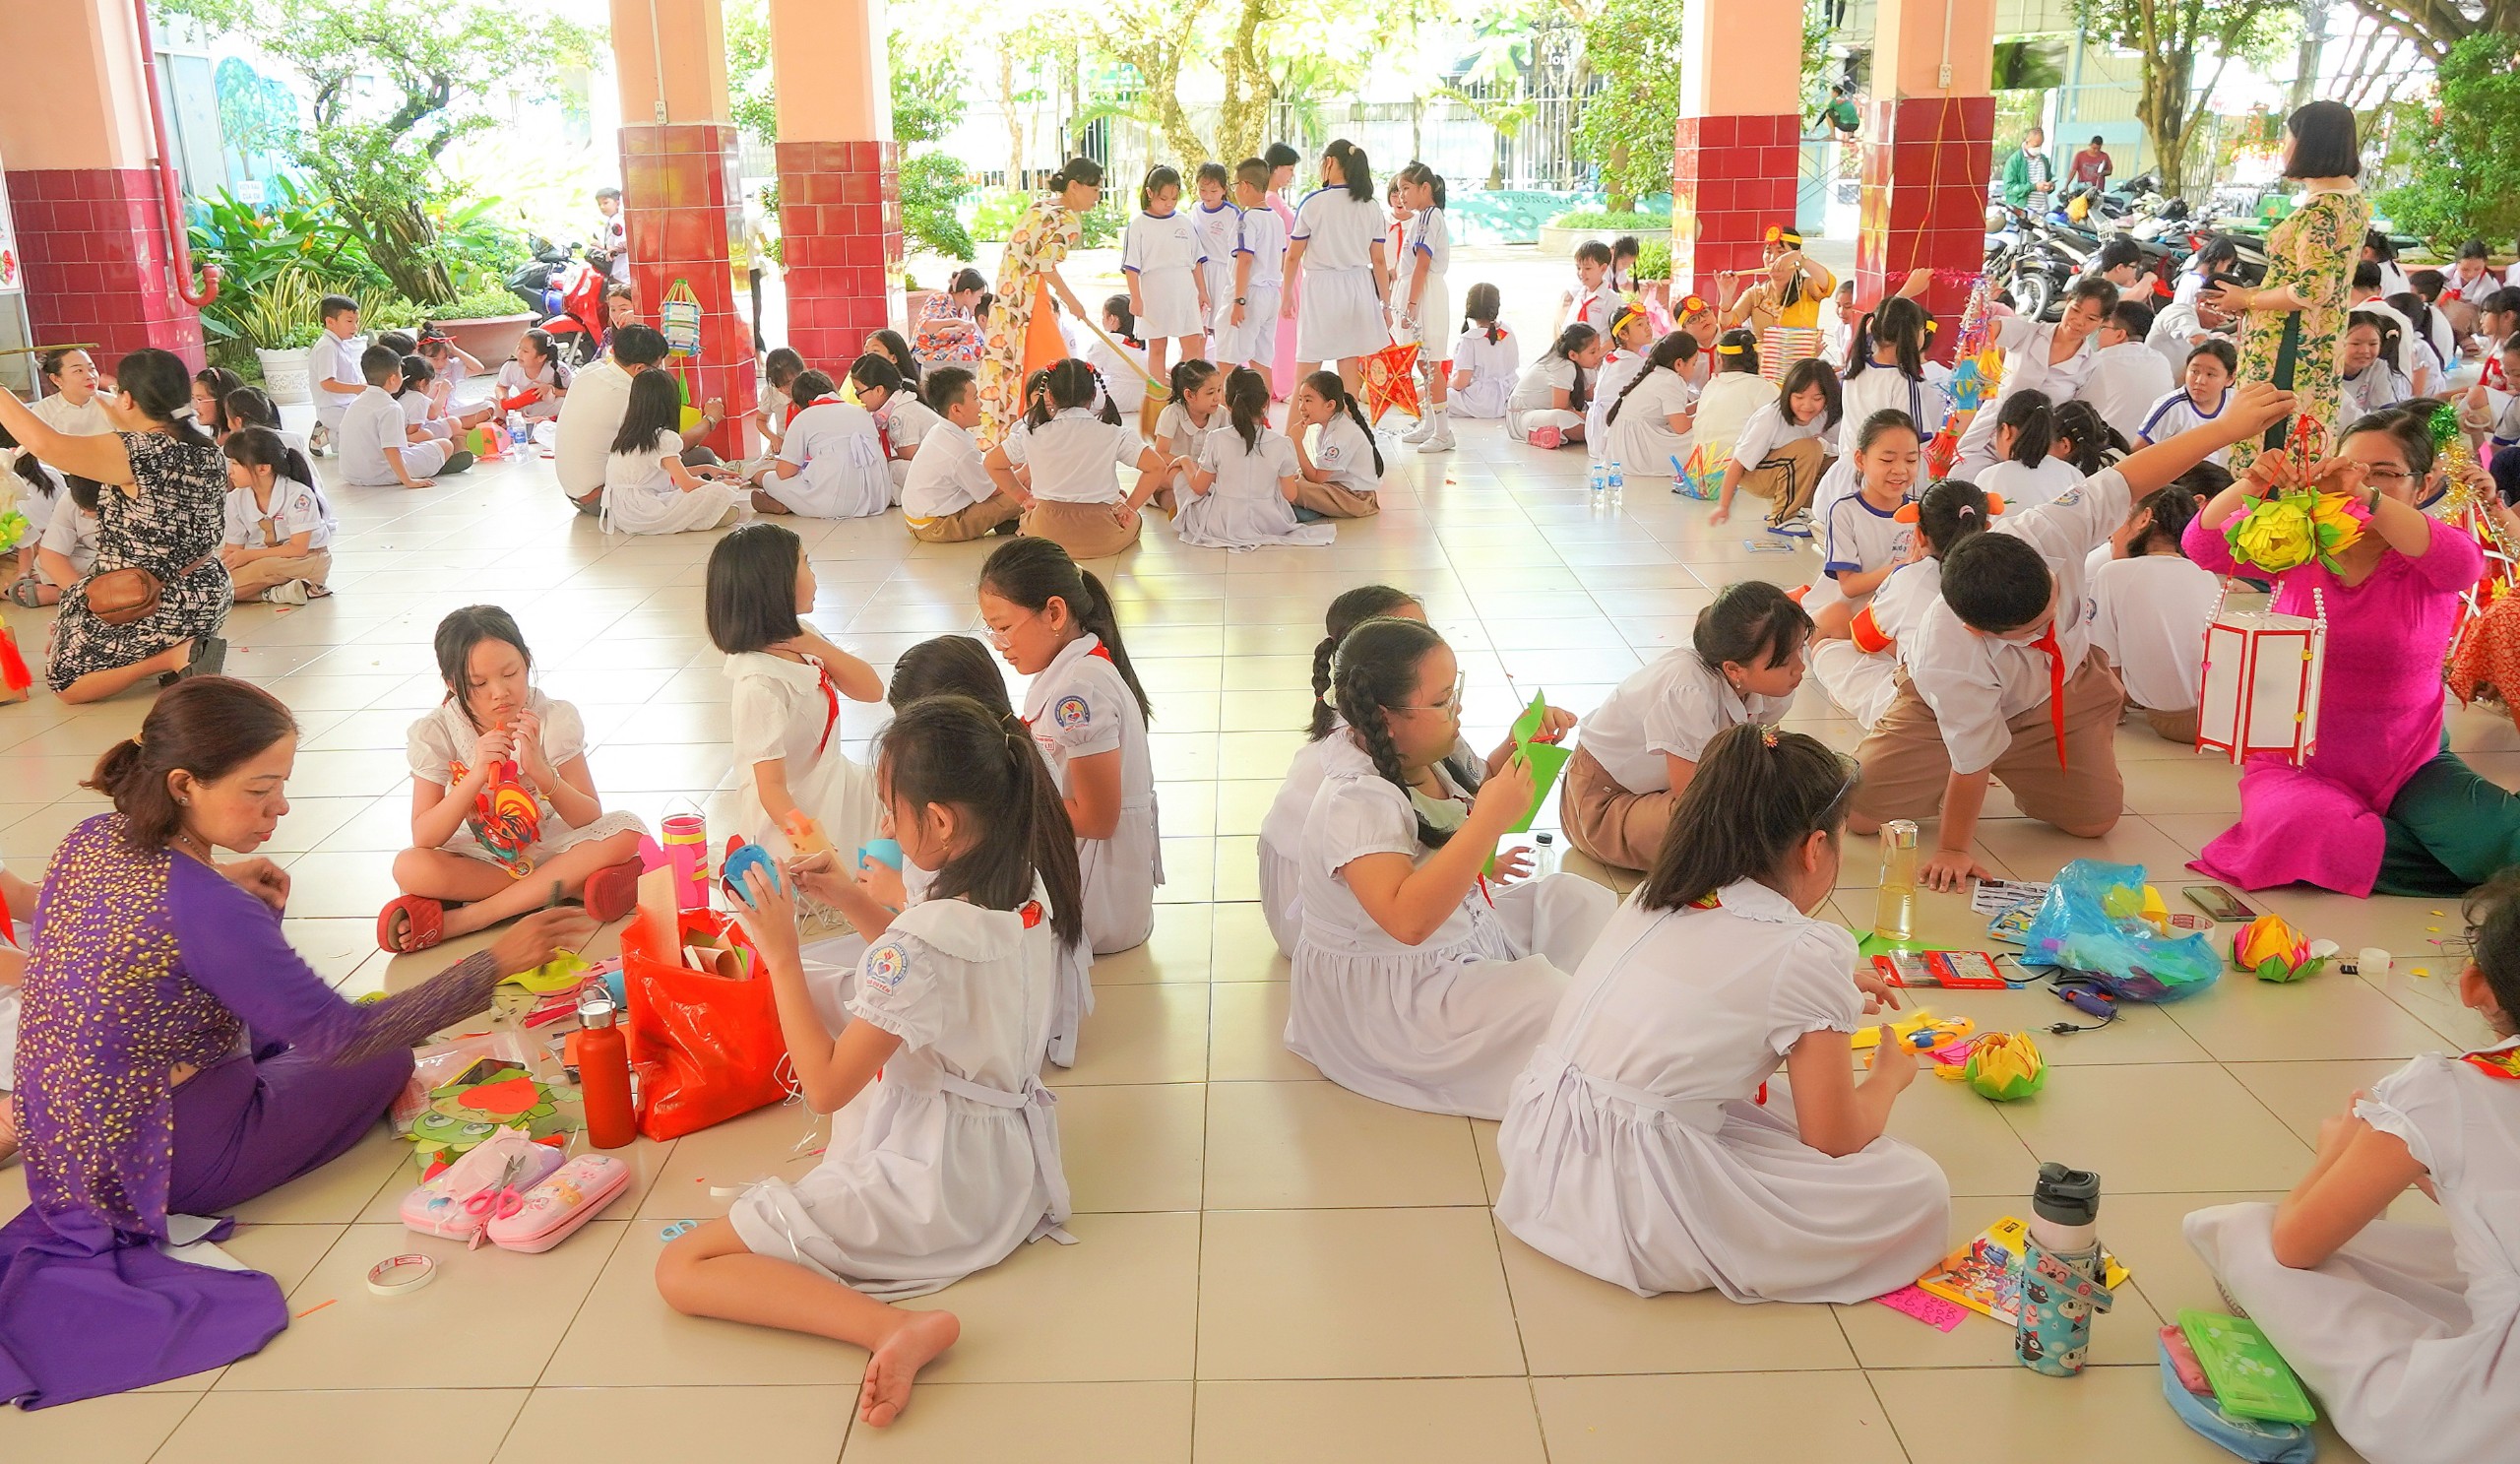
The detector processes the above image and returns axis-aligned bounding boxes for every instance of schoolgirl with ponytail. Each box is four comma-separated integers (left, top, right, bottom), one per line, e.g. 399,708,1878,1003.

1089,295,1150,416
1583,303,1660,458
1175,367,1335,551
1506,322,1606,449
978,536,1163,955
1,419,70,605
2088,483,2219,742
219,426,338,604
1122,164,1210,384
2049,399,2126,477
1151,357,1226,514
1289,369,1386,517
1495,721,1950,1305
1447,282,1519,419
1603,332,1704,480
751,367,894,520
1812,296,1950,528
982,358,1168,557
1287,138,1393,385
1976,388,2081,508
1807,478,1995,729
1290,615,1612,1117
662,692,1085,1419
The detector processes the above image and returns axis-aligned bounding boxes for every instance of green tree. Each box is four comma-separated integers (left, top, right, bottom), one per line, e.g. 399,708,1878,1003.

1569,0,1684,212
2069,0,2294,197
2378,32,2520,251
163,0,595,305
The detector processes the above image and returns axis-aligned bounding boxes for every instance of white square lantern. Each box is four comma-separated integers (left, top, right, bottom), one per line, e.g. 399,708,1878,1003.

2194,586,2327,765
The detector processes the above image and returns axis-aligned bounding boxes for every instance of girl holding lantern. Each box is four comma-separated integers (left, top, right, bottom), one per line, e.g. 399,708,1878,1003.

2183,409,2520,896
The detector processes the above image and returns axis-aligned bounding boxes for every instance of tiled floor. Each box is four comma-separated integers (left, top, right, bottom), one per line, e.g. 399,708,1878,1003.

3,288,2505,1461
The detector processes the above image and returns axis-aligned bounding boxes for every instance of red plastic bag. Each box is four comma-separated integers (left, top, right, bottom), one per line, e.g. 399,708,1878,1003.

619,904,790,1140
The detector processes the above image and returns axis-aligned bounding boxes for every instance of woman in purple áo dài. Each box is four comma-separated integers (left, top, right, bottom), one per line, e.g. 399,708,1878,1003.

0,679,594,1409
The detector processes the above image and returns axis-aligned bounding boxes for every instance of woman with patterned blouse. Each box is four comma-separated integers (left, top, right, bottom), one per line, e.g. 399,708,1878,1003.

2209,102,2373,476
977,159,1105,447
0,679,593,1408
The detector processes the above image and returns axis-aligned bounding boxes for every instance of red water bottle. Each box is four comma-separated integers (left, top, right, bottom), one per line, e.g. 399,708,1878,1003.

576,991,636,1150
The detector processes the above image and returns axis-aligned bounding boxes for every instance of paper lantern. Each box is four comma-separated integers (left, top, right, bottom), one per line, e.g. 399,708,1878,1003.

1671,444,1715,500
1360,340,1422,422
660,278,704,356
2195,585,2326,765
1757,327,1822,385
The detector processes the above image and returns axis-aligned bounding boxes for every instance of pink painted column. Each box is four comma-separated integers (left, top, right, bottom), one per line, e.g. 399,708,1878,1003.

1858,0,1997,355
0,0,203,365
1670,3,1804,291
768,0,900,365
609,0,754,455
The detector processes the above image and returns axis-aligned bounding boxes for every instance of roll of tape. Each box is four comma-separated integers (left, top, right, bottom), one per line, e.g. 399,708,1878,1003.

366,1253,436,1297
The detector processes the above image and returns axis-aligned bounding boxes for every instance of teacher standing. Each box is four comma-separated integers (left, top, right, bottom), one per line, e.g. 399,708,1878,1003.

2210,102,2371,477
977,159,1104,448
0,678,591,1407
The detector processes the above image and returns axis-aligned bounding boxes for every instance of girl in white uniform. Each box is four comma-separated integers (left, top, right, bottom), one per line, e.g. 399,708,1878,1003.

1496,723,1949,1303
1603,333,1704,480
1807,480,1994,731
2086,485,2219,743
981,537,1165,956
983,359,1170,560
1973,390,2083,510
1562,581,1810,873
379,606,650,954
2133,338,2235,463
1583,304,1657,461
493,329,571,422
1507,323,1606,449
1289,371,1387,519
1150,359,1227,514
1286,139,1391,384
2185,873,2520,1464
1177,367,1337,551
711,523,890,863
1803,411,1922,622
753,369,893,520
601,368,747,535
1448,284,1519,419
1291,617,1616,1118
1393,162,1457,453
658,695,1084,1432
1087,300,1150,418
1190,163,1243,342
1710,360,1842,532
1122,165,1211,385
1810,299,1950,528
853,354,942,493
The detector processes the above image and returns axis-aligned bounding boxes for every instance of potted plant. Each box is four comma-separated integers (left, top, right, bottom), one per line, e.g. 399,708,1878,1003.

238,270,328,405
1633,238,1672,310
426,286,537,365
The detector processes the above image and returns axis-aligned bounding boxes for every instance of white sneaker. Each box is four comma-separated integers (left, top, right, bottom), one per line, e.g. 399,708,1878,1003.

265,579,312,605
1400,414,1436,444
1416,428,1456,453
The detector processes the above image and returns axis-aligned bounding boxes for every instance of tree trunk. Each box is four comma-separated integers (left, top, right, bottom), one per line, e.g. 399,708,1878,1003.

1001,50,1025,186
359,198,454,305
2288,0,2326,114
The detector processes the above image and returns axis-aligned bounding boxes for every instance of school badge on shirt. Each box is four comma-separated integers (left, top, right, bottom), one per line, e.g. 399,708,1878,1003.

864,940,909,995
1052,694,1090,730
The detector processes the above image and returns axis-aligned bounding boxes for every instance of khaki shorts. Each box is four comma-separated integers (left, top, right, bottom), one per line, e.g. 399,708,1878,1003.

907,493,1023,543
1294,478,1380,519
1560,743,1674,872
2142,704,2199,745
229,549,332,602
1737,437,1827,520
1852,653,2126,834
1022,497,1142,559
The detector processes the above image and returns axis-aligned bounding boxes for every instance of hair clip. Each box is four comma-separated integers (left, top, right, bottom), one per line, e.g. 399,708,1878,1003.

1760,726,1781,747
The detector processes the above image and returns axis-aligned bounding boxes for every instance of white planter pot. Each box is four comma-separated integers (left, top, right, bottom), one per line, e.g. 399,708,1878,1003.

257,347,313,406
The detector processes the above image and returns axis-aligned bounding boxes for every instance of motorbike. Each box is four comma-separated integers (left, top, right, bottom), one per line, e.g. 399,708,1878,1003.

503,239,607,366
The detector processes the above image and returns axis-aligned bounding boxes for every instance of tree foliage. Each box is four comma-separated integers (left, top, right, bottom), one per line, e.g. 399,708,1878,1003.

1568,0,1684,212
161,0,595,305
2377,32,2520,251
2069,0,2293,197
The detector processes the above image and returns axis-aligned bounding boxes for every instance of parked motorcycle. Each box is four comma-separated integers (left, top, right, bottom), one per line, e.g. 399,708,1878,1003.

504,239,605,365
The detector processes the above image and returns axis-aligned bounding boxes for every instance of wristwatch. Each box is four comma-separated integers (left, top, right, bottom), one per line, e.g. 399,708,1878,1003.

1235,296,1246,305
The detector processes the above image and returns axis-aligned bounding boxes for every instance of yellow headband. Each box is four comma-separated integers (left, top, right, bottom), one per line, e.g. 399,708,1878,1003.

1767,225,1802,248
1717,342,1745,355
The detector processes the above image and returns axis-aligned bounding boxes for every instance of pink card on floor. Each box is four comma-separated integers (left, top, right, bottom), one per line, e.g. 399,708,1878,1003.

1874,1284,1968,1332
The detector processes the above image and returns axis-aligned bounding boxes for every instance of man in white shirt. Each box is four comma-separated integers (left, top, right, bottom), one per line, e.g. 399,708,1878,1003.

2082,300,2175,444
340,347,471,488
2147,292,2231,377
304,294,365,455
552,325,725,514
900,367,1022,541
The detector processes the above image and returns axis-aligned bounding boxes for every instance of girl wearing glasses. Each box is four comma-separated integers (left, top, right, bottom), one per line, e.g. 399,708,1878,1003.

2185,407,2520,896
1290,617,1614,1118
1496,723,1947,1303
2186,872,2520,1464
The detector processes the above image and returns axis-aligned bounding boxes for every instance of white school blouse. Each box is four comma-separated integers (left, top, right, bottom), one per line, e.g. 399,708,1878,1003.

901,419,995,521
1974,454,2084,511
880,396,943,455
1003,409,1142,505
2085,552,2220,712
1153,401,1228,469
1291,188,1384,272
494,359,565,418
1406,206,1450,278
774,400,892,519
1950,315,2099,475
1191,201,1242,274
220,477,336,551
339,388,412,486
36,503,99,580
1905,466,2133,774
2136,387,2230,463
1605,369,1699,470
1236,206,1289,289
2082,340,2175,443
1585,350,1651,456
1805,489,1917,617
1023,633,1162,955
1729,399,1823,471
725,650,882,855
1509,355,1581,415
1122,210,1205,279
1180,428,1334,551
1576,650,1793,794
1452,326,1519,388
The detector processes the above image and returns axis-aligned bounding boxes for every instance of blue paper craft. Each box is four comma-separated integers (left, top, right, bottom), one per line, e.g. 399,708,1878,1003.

721,840,784,910
858,838,905,871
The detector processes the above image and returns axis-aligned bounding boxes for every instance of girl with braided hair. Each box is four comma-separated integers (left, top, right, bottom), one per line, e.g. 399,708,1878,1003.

1289,617,1612,1118
1256,587,1576,957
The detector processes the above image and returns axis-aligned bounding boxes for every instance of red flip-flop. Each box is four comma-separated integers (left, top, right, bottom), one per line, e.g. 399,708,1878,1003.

583,858,643,923
376,895,446,954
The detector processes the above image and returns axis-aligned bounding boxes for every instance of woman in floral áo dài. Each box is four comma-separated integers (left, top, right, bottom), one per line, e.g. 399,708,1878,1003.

977,159,1106,448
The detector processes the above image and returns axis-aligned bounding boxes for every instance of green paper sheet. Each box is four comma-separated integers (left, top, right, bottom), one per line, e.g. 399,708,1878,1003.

1505,690,1569,835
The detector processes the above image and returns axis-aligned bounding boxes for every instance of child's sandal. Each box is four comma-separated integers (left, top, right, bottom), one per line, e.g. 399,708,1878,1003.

376,895,446,954
6,575,43,608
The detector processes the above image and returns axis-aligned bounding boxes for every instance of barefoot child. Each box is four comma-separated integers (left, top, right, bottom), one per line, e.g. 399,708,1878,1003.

1497,724,1950,1302
656,694,1085,1431
379,605,648,953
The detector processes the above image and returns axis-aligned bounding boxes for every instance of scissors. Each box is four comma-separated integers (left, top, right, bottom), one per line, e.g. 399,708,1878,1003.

462,1150,531,1246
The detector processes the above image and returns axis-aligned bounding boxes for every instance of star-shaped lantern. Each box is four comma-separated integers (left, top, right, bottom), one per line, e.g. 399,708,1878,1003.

1360,339,1422,422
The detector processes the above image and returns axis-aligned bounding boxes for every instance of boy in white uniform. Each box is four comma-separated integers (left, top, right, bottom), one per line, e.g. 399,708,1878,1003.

305,293,365,456
900,368,1021,543
1216,159,1288,394
340,347,472,488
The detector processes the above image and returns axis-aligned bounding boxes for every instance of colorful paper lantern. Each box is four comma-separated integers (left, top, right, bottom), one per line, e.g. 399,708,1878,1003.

2195,585,2327,765
1360,340,1422,422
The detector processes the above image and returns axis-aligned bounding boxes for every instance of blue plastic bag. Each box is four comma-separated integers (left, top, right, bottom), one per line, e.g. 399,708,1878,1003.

2019,859,2222,1001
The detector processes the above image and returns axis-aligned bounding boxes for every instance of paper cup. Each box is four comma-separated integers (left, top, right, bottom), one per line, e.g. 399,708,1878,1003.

2358,947,2391,982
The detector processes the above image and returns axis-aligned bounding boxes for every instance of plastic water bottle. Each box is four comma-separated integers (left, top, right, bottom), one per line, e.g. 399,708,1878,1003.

2017,1163,2107,1376
1588,460,1606,504
1608,459,1625,507
1873,819,1919,943
1532,831,1559,878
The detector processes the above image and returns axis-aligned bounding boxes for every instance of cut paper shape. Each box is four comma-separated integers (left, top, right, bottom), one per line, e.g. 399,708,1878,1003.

1504,689,1570,835
1875,1284,1968,1332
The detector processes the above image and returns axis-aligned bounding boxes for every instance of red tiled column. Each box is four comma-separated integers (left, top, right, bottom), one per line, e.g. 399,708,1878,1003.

618,124,755,455
1857,96,1995,355
775,140,901,364
1671,114,1803,286
6,168,204,365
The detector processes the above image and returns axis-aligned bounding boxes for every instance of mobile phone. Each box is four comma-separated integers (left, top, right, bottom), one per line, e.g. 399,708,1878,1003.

2182,884,2256,922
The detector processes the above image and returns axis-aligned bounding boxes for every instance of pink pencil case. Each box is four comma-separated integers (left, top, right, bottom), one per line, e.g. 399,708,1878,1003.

400,1134,566,1241
486,1154,630,1253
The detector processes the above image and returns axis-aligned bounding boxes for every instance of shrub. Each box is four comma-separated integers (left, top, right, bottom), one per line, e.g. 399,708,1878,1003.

1548,209,1671,231
1634,237,1672,281
426,286,533,321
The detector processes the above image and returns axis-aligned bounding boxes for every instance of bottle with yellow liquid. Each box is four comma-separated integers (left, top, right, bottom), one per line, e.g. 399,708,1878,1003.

1874,820,1920,943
